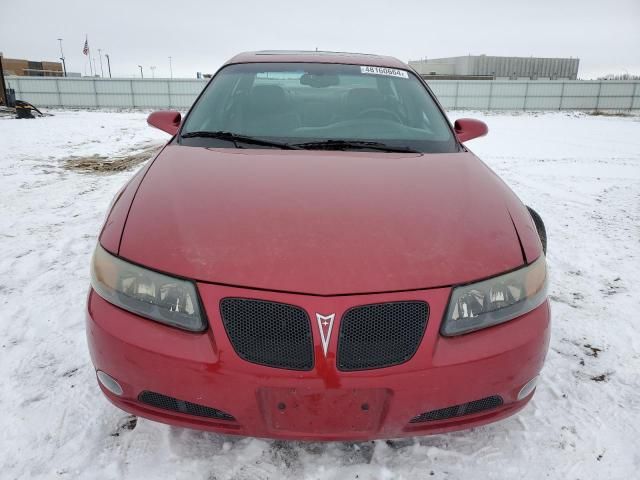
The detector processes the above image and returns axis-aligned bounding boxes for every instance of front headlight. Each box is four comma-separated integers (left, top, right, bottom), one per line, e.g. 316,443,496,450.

90,244,206,332
442,255,547,336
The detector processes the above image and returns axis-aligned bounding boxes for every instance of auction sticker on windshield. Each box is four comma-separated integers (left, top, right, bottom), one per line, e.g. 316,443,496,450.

360,66,409,79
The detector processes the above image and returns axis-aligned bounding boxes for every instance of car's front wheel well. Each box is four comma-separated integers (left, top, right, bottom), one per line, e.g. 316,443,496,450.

526,206,547,255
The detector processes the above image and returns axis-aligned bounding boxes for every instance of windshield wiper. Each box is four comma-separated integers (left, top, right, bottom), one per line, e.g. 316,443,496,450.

181,131,300,150
290,139,420,153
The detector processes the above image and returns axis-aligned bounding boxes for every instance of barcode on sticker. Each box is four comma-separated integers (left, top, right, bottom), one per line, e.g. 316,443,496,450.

360,66,409,79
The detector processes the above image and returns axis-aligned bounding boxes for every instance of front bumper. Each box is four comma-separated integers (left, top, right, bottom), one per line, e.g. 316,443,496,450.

86,283,550,441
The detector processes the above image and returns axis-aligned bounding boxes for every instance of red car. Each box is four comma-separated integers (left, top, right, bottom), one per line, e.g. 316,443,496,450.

87,51,550,441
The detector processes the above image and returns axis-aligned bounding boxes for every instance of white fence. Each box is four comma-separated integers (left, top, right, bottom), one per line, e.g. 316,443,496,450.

5,77,204,110
5,76,640,111
429,79,640,111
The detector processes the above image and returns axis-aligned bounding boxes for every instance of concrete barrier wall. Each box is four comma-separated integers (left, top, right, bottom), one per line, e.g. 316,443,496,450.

6,76,640,111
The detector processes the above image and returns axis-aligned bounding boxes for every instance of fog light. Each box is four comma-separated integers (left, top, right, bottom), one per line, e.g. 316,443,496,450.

97,370,123,396
517,375,539,401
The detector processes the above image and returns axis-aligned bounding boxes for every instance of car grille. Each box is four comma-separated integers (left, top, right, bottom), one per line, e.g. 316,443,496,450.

410,395,504,423
220,298,314,371
337,301,429,371
138,391,235,421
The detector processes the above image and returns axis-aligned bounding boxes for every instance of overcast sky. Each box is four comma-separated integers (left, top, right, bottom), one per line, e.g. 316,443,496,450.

1,0,638,79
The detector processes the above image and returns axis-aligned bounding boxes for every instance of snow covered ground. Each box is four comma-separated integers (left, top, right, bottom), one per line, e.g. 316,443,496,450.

1,110,639,480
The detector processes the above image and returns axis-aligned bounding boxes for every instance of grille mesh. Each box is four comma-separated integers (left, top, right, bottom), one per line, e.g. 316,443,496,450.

220,298,314,371
337,301,428,371
410,395,504,423
138,391,235,421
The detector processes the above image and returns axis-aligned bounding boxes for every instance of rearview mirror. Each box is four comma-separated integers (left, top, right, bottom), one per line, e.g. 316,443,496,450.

454,118,488,143
300,73,340,88
147,110,181,135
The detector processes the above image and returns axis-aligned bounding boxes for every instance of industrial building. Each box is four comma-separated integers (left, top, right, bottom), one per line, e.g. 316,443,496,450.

1,57,63,77
409,55,580,80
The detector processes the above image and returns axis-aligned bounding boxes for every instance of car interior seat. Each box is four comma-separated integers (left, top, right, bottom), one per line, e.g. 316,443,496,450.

241,85,300,136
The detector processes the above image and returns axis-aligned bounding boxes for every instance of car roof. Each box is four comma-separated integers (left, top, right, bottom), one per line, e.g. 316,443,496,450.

224,50,409,70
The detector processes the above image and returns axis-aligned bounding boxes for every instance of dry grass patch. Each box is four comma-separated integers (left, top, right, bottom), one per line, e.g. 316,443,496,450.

63,143,163,173
587,110,634,117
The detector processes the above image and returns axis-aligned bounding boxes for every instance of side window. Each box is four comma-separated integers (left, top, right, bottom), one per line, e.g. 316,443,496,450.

396,79,436,132
386,79,408,122
184,72,243,132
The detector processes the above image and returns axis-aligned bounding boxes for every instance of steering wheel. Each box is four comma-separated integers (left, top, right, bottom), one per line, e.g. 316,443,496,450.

355,108,403,123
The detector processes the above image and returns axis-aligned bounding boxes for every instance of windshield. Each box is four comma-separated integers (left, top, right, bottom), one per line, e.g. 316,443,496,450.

181,62,457,153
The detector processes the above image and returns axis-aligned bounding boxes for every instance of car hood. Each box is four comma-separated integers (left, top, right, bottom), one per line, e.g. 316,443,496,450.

118,145,525,295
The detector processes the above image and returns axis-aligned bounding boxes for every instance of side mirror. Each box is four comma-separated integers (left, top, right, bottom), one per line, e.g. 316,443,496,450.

147,110,181,135
454,118,488,143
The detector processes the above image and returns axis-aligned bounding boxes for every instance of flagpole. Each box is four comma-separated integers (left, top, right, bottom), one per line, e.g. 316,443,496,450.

86,35,93,76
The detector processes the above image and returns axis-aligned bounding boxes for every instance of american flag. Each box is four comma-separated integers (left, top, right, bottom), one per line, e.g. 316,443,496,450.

82,38,89,56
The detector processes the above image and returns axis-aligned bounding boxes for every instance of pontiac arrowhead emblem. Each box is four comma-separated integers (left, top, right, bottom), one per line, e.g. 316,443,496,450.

316,313,335,356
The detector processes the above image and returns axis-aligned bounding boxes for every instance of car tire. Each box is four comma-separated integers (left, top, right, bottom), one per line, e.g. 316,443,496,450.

527,206,547,255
